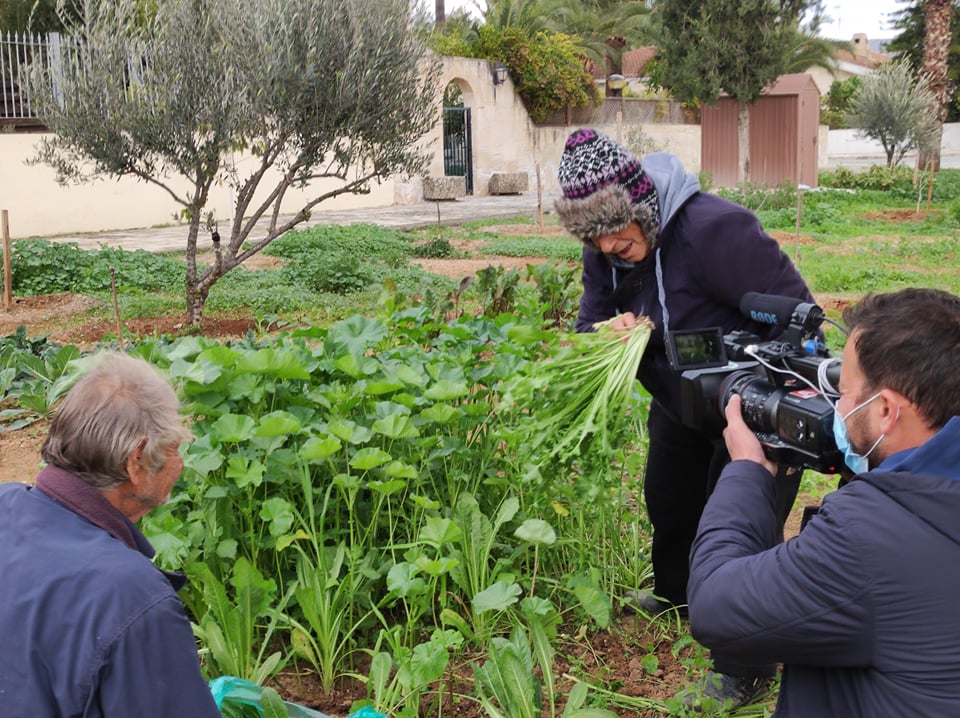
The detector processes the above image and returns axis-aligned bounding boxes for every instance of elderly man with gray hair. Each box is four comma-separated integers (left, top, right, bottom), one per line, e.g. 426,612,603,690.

0,352,220,717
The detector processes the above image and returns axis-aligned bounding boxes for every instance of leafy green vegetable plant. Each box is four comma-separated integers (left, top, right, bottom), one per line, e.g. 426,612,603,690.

500,318,653,462
360,627,464,718
474,598,618,718
188,558,293,684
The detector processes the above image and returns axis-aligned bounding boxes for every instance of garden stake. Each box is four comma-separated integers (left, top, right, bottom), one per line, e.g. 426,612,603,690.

2,209,11,310
794,184,807,264
110,267,124,349
536,162,544,233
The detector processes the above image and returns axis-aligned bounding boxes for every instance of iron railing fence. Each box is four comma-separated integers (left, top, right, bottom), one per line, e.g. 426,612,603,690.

0,31,67,126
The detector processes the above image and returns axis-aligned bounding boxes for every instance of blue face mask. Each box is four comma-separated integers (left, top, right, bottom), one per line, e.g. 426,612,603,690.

832,392,883,475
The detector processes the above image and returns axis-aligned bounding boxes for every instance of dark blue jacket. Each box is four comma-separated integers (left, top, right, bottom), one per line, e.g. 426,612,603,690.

575,153,815,418
0,469,220,718
688,416,960,716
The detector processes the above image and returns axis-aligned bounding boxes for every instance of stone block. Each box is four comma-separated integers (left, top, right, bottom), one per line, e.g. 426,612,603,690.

423,176,466,200
488,172,529,195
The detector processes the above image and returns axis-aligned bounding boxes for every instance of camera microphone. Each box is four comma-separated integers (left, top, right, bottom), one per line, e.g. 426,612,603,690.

740,292,823,329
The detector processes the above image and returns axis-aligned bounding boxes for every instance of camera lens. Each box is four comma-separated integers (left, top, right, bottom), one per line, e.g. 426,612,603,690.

718,370,784,435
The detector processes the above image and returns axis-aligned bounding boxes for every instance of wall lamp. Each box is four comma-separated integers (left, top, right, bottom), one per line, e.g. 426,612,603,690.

607,73,627,97
491,61,508,86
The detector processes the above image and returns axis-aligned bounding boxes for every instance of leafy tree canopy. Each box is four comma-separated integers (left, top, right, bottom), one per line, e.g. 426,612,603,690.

0,0,65,32
428,6,599,123
650,0,825,106
847,58,940,167
30,0,440,325
822,76,862,129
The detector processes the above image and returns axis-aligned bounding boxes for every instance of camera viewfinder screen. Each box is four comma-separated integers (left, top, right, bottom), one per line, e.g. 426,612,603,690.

666,328,728,370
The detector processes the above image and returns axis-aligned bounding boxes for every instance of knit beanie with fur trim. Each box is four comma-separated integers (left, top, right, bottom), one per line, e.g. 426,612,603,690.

554,128,661,249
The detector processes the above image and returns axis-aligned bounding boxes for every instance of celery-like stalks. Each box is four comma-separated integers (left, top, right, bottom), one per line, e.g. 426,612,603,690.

504,317,653,463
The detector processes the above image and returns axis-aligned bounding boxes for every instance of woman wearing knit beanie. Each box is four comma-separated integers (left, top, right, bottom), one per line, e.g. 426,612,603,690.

555,128,816,710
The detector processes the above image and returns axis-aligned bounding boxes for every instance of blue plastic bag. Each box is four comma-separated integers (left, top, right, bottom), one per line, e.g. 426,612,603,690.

209,676,389,718
345,708,388,718
209,676,330,718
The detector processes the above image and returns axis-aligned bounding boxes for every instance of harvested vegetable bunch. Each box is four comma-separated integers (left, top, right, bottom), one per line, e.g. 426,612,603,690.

501,316,654,462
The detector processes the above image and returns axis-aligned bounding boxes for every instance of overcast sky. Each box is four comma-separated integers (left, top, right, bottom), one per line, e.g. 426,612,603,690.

442,0,905,41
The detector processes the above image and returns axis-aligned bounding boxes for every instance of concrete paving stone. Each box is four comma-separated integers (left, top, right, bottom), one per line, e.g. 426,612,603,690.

46,192,563,254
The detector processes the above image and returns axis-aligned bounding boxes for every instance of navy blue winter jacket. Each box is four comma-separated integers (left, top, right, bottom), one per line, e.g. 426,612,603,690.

688,416,960,716
575,152,815,418
0,467,220,718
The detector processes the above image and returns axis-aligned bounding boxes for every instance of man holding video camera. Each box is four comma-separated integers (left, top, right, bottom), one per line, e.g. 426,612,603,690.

688,287,960,715
553,127,818,707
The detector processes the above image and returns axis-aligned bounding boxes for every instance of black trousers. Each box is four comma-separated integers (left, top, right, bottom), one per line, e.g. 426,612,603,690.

643,400,800,678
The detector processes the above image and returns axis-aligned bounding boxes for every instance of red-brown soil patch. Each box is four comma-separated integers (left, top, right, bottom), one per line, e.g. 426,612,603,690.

861,209,939,222
267,619,702,717
412,255,548,277
769,230,817,246
1,294,261,346
0,422,47,485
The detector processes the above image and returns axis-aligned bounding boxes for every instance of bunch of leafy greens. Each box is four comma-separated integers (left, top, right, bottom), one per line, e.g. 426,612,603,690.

501,317,653,463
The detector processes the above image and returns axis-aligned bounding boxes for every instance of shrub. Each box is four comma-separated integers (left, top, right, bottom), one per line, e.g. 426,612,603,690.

473,26,598,123
280,251,375,294
412,237,456,258
482,237,582,260
9,240,94,295
265,223,413,268
7,240,185,296
715,180,797,212
209,268,321,314
90,247,185,292
819,165,916,192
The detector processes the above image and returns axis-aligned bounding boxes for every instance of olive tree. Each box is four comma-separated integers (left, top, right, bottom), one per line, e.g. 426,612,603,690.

30,0,440,325
847,59,940,168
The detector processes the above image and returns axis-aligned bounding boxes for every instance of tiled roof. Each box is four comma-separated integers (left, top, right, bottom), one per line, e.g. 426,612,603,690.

586,35,889,82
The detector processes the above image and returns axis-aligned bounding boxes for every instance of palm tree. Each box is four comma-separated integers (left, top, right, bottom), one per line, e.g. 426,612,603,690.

919,0,953,169
782,29,843,76
479,0,655,71
481,0,563,34
544,0,656,74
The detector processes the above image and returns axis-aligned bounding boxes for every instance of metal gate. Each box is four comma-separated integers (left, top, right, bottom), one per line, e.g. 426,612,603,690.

442,106,473,194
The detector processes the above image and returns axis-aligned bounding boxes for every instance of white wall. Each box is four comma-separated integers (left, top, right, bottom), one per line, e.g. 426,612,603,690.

1,55,702,239
825,123,960,169
0,134,394,239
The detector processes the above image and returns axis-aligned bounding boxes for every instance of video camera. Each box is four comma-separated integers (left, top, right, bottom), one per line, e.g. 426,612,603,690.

667,292,843,474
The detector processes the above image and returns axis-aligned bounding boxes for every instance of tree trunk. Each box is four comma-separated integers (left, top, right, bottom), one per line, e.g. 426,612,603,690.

183,206,206,327
185,285,207,326
737,101,750,185
919,0,952,170
435,0,445,24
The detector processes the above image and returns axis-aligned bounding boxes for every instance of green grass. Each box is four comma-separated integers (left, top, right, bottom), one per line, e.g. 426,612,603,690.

480,236,582,260
6,167,960,333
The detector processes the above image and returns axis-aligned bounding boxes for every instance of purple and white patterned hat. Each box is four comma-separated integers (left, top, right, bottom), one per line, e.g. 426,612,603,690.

554,128,661,248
